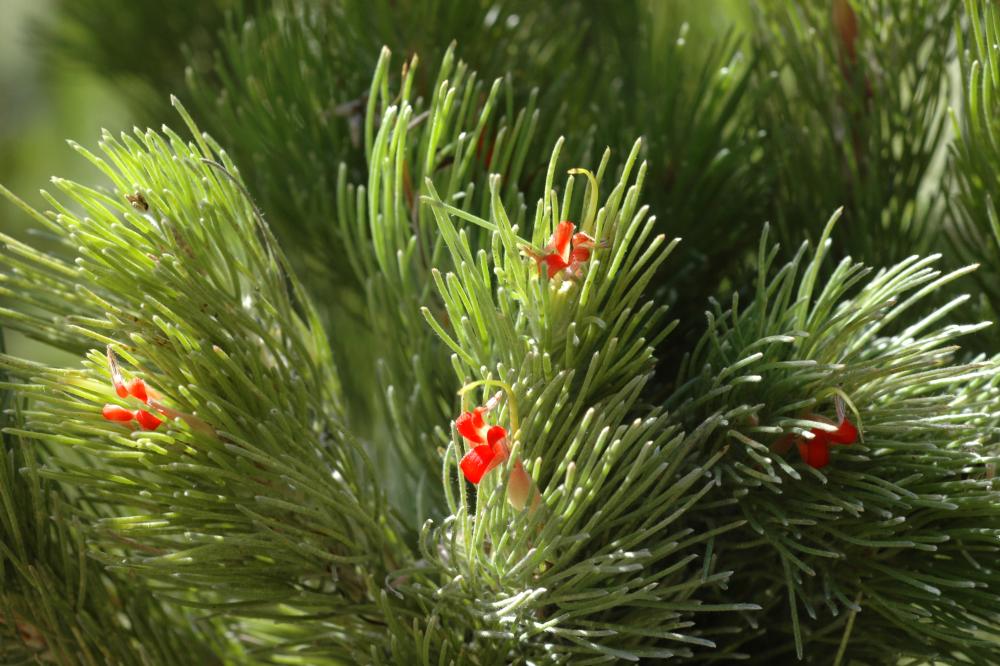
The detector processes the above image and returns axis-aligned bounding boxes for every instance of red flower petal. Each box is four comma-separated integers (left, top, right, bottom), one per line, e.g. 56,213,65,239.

114,382,129,399
807,427,832,446
570,246,591,264
102,404,135,422
127,377,149,403
135,409,163,431
827,419,858,445
486,425,507,447
460,445,497,484
810,441,831,468
798,438,831,469
543,253,569,279
549,221,576,264
487,425,509,463
456,408,488,443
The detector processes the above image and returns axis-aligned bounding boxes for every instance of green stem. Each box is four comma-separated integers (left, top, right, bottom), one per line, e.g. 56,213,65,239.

457,379,519,438
568,167,599,234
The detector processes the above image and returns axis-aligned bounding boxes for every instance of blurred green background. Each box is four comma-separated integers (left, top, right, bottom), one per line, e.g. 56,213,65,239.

1,0,131,361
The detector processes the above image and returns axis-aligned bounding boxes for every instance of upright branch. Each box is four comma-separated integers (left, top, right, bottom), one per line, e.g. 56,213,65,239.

0,105,402,646
670,210,1000,662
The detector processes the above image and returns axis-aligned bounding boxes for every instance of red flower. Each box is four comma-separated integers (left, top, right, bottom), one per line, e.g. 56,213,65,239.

127,376,149,403
101,346,162,431
455,393,509,484
824,417,858,444
459,426,509,484
455,406,491,444
102,404,135,422
525,221,600,279
796,416,859,469
134,409,164,431
797,435,832,469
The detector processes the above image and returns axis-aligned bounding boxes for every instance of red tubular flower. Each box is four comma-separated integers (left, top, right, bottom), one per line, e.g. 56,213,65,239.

525,221,602,279
539,254,568,279
455,407,490,444
102,404,134,422
135,409,163,431
774,398,861,470
460,445,498,484
455,394,509,484
797,433,832,469
550,221,575,265
127,377,149,403
102,346,166,431
103,405,163,431
825,418,858,444
797,416,859,469
459,423,509,483
570,232,596,263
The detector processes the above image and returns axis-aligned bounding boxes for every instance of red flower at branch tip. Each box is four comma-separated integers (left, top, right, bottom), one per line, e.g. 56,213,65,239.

796,416,859,469
455,392,509,484
101,346,162,431
797,436,832,469
101,404,164,431
525,220,602,279
459,426,508,484
102,404,134,422
135,409,164,431
455,407,490,444
127,377,149,403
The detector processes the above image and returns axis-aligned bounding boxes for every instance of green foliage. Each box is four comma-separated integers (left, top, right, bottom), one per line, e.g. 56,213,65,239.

184,0,588,287
671,211,1000,662
0,338,229,664
183,1,761,310
754,0,959,263
0,101,751,662
179,0,765,450
591,10,764,310
0,111,401,638
328,45,542,519
374,134,753,664
949,0,1000,331
2,0,999,664
42,0,239,123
